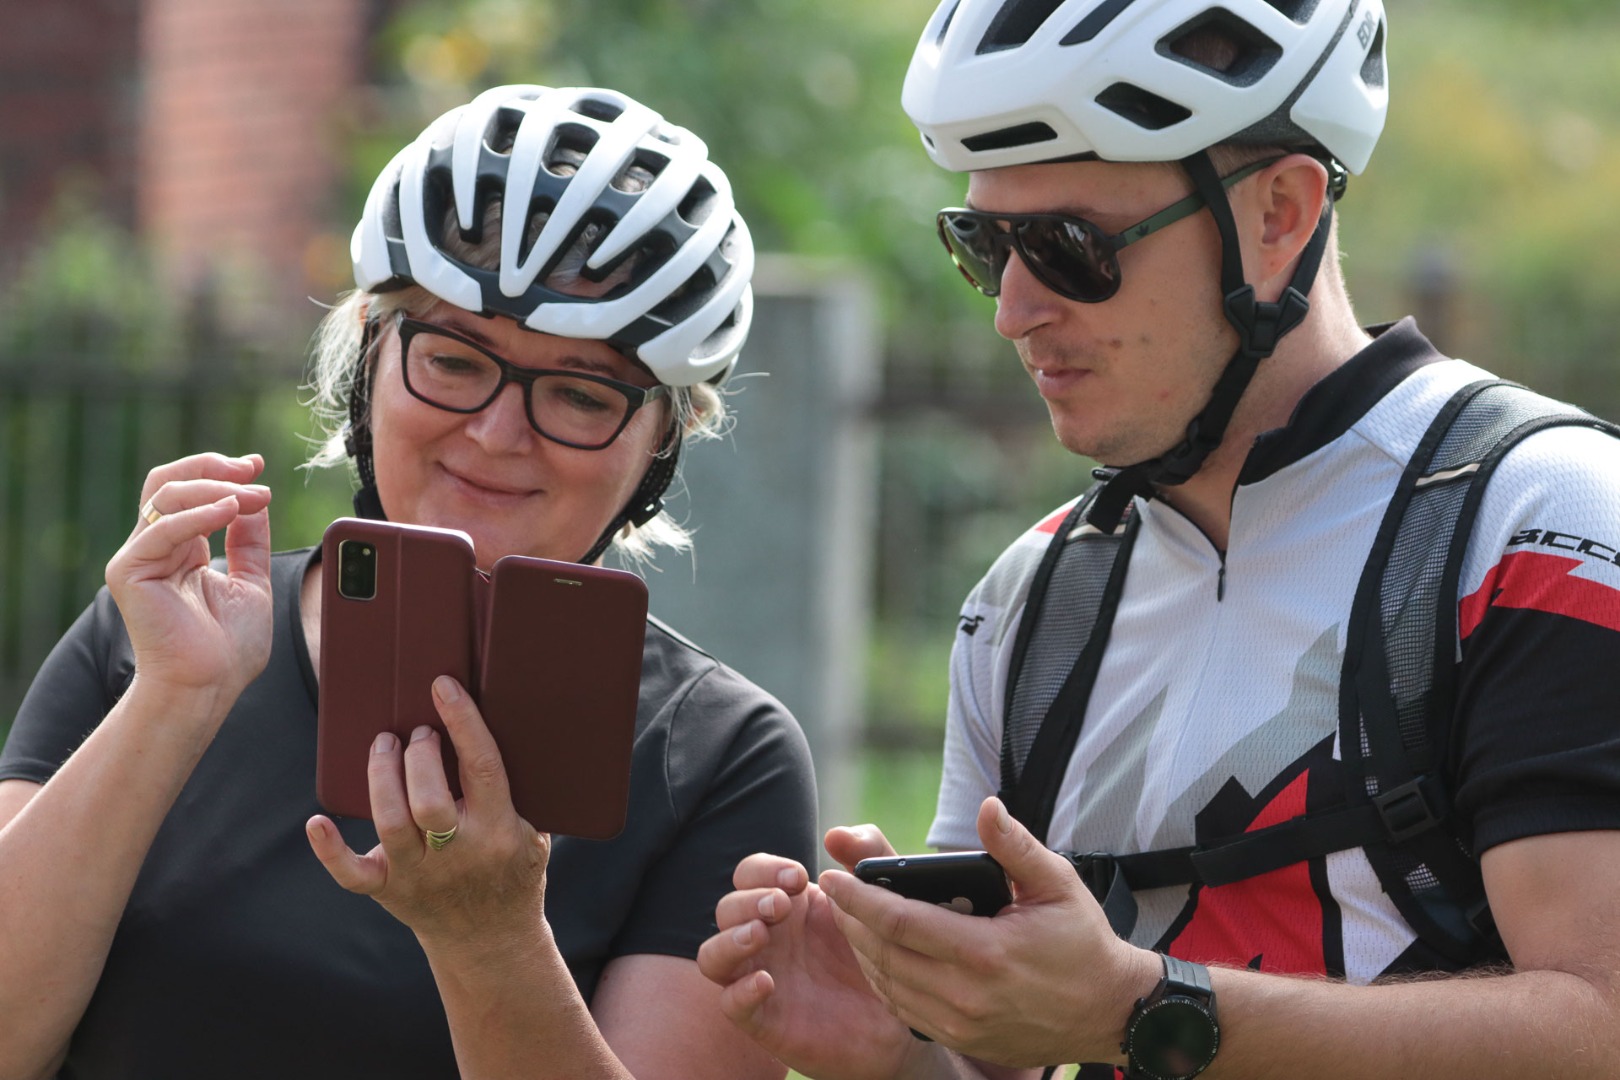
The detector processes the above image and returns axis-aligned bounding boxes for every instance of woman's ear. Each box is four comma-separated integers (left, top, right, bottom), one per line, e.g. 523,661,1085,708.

1243,154,1330,295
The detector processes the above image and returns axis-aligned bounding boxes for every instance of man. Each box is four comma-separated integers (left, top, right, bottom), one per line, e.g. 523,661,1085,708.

699,0,1620,1077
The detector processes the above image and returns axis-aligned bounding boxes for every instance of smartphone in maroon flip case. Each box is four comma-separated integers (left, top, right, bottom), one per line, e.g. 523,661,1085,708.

315,518,647,838
316,519,477,820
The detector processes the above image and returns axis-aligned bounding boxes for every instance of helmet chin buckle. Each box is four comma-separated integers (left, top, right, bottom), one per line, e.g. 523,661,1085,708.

1225,284,1312,357
627,497,664,528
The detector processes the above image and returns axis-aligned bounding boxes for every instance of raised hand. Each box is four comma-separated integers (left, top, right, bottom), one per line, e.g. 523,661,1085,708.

105,452,274,706
697,828,933,1080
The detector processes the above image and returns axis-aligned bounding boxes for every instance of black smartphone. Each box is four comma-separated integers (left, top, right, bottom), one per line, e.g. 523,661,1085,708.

852,851,1011,915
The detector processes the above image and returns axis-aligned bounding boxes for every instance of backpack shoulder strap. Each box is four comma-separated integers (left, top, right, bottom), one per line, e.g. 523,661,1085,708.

998,483,1139,840
1175,379,1615,960
1341,378,1620,961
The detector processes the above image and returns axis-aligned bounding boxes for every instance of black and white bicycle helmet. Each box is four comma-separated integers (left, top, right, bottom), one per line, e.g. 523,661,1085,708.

904,0,1388,174
902,0,1389,529
352,84,754,387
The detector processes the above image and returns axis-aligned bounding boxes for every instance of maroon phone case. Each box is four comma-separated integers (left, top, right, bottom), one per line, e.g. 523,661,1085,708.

479,557,647,839
316,519,477,821
315,519,647,839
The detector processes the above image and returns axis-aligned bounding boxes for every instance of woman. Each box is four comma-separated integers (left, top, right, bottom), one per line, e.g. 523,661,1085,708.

0,85,816,1080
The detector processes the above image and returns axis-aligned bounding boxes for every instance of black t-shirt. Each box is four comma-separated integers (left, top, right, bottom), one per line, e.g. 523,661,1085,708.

0,547,818,1079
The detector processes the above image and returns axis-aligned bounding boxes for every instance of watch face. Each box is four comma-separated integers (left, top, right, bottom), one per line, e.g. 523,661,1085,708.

1128,998,1220,1080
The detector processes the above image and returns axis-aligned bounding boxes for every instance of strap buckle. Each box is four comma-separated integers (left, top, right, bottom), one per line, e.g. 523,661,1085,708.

1373,777,1442,843
1063,852,1139,940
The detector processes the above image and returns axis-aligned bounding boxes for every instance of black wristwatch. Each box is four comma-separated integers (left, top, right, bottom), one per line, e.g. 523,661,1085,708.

1121,954,1220,1080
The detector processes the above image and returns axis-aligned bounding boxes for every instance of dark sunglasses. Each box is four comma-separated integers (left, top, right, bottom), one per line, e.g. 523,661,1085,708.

936,157,1279,304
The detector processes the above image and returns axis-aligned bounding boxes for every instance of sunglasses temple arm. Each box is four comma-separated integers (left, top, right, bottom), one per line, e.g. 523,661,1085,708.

1112,156,1280,248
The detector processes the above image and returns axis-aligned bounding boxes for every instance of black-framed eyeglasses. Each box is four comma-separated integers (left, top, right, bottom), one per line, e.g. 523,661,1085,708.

936,156,1280,304
395,316,668,451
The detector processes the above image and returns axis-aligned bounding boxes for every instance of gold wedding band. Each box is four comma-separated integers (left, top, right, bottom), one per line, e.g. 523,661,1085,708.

141,499,163,526
424,826,458,851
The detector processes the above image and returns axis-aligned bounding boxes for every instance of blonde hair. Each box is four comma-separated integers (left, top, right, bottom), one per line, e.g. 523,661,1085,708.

304,199,729,565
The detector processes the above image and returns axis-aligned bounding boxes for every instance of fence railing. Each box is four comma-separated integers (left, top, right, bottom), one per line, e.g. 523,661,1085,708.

0,368,353,741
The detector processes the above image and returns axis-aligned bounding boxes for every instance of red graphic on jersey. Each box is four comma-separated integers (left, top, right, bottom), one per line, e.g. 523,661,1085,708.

1167,771,1327,976
1460,551,1620,639
1037,507,1072,535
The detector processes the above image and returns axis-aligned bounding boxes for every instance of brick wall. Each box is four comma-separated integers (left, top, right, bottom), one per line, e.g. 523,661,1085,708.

138,0,368,332
0,0,143,271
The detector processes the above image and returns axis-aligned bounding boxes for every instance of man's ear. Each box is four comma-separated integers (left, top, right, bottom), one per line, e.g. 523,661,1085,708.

1242,154,1330,295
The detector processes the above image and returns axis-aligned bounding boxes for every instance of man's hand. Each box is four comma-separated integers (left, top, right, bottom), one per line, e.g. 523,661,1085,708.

819,797,1159,1070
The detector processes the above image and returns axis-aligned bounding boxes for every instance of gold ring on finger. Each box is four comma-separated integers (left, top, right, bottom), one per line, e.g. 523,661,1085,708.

141,498,164,526
424,825,458,851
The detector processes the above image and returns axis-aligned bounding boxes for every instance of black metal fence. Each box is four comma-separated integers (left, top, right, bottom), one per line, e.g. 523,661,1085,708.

0,367,353,742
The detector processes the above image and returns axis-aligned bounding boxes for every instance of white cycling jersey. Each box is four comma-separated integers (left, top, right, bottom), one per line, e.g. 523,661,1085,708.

932,319,1620,982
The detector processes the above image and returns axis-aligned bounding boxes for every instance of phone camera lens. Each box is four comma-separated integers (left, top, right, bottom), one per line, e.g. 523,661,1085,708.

337,539,378,601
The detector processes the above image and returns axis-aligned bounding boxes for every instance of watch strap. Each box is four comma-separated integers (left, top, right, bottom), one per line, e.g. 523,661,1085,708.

1160,954,1214,1005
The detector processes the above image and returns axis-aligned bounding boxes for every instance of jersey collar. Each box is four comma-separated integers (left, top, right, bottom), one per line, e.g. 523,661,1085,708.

1239,318,1445,486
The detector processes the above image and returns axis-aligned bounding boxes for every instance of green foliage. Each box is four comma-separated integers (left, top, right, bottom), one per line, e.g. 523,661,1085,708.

368,0,977,348
0,186,182,371
1339,3,1620,417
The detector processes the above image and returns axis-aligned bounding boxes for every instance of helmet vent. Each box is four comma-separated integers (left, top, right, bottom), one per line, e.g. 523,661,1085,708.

677,176,719,227
545,127,599,177
574,95,626,124
976,0,1065,54
1060,0,1141,46
516,200,557,268
486,106,524,154
1162,11,1282,87
960,121,1059,153
613,154,661,195
1094,83,1192,131
935,0,961,44
1360,18,1387,90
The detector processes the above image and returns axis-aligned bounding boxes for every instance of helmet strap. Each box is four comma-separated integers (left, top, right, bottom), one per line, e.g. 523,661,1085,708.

576,421,683,566
346,317,389,521
1085,150,1333,532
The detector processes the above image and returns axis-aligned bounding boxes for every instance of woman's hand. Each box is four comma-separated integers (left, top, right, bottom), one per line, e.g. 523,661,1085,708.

697,830,934,1080
105,452,274,707
306,676,549,943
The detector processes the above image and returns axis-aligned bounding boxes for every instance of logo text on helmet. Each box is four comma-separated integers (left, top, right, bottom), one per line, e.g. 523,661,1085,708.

1356,10,1378,49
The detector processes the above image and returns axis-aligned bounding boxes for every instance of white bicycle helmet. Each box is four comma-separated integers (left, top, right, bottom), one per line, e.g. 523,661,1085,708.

351,84,754,386
903,0,1388,173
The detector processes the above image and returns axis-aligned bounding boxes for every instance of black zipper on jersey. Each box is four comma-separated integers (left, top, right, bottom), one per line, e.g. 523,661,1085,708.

1151,496,1230,601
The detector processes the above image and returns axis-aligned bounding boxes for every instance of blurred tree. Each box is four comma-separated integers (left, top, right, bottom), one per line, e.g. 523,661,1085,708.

359,0,997,371
0,184,182,373
1342,3,1620,416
